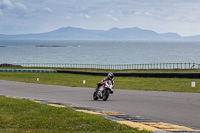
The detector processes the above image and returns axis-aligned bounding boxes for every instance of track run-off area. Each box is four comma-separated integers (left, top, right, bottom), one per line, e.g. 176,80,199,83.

0,80,200,132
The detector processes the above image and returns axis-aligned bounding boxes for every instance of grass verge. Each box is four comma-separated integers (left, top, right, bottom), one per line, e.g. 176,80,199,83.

0,72,200,93
0,96,150,133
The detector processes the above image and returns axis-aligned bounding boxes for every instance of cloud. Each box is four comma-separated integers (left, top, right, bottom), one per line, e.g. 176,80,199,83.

0,0,27,13
43,7,53,14
0,0,14,10
144,12,152,16
15,2,27,10
105,14,118,22
0,9,3,15
133,10,153,17
64,15,72,19
1,0,200,36
80,14,91,19
84,14,91,19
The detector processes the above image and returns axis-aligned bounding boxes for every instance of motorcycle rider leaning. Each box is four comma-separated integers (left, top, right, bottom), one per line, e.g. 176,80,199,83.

97,72,115,95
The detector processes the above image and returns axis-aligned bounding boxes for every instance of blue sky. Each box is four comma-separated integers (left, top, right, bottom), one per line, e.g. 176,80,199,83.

0,0,200,36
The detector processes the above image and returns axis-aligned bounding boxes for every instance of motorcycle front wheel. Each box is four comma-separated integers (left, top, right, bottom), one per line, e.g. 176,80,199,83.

103,90,110,101
93,91,98,100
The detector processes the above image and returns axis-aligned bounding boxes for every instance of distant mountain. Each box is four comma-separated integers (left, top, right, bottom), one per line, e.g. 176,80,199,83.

0,27,199,40
184,35,200,40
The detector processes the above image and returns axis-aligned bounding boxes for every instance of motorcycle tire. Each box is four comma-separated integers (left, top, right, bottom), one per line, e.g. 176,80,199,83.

93,91,98,100
103,90,110,101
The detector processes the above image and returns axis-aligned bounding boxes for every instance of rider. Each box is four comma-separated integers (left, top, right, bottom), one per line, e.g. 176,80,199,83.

97,72,115,95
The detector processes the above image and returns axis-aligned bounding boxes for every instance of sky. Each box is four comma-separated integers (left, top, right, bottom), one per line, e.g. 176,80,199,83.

0,0,200,36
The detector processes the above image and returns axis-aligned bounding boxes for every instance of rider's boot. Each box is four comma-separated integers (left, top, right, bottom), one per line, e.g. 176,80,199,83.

99,87,104,97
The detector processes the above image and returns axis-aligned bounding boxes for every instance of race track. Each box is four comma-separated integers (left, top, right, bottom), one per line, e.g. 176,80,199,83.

0,80,199,130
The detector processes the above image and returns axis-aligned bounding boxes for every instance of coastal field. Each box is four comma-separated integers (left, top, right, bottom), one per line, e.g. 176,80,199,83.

0,70,199,132
0,72,199,93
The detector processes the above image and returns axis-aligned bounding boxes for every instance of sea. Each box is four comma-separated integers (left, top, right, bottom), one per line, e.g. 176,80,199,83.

0,40,200,65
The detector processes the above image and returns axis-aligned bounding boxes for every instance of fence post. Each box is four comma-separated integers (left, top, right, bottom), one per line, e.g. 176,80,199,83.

192,63,195,69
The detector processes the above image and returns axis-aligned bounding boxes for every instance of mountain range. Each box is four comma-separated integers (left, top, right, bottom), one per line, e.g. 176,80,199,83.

0,27,199,40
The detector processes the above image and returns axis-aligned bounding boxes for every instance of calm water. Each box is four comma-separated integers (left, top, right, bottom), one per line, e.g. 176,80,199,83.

0,40,200,64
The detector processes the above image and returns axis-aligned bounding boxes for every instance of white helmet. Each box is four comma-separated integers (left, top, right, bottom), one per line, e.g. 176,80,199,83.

108,72,114,79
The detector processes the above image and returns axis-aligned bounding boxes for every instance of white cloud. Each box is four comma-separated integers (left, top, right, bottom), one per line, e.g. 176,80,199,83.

84,14,91,19
0,0,27,12
133,10,153,17
105,14,118,22
1,0,200,36
112,17,118,22
15,2,27,10
0,9,3,15
80,14,91,19
0,0,14,10
64,15,72,19
134,11,141,15
144,12,152,16
43,7,53,13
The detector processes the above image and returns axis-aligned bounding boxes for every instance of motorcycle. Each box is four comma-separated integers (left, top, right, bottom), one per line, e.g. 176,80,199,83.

93,80,114,101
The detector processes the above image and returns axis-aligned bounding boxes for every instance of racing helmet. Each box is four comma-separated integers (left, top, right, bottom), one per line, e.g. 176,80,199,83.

108,72,114,79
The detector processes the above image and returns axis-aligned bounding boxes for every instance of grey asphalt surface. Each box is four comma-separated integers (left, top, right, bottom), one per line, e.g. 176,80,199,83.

0,80,200,130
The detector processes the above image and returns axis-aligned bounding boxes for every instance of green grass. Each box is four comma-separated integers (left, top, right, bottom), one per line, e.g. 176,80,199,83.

0,96,149,133
0,72,200,93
